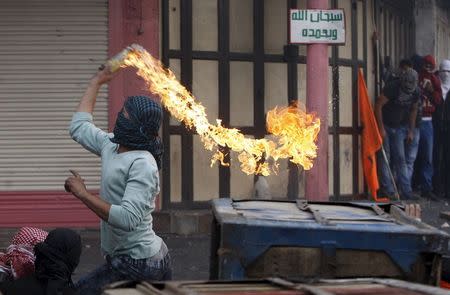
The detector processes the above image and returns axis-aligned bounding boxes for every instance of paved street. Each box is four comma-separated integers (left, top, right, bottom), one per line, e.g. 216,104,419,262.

72,233,211,281
416,198,450,233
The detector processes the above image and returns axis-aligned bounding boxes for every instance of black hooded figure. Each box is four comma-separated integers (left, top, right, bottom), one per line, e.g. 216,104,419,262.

0,228,82,295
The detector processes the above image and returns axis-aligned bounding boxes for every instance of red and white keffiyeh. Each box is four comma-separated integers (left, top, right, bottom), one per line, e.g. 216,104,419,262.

11,227,48,247
0,227,48,279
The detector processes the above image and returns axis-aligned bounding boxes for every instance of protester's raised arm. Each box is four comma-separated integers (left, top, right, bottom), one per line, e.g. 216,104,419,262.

77,67,115,114
69,66,117,156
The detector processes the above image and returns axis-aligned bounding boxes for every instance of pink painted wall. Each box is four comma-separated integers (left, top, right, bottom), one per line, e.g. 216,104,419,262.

108,0,160,129
0,192,99,228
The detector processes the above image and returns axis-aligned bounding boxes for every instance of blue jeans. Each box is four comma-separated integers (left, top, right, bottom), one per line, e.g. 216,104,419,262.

378,126,412,198
405,128,420,187
417,120,434,192
75,242,172,295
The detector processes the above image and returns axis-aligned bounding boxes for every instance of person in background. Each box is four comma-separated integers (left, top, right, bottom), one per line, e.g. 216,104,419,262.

398,59,422,200
438,59,450,101
438,59,450,199
411,54,424,74
65,66,171,295
416,55,442,200
375,68,420,200
0,227,48,282
387,58,413,82
0,228,82,295
382,56,395,85
440,60,450,100
382,58,421,199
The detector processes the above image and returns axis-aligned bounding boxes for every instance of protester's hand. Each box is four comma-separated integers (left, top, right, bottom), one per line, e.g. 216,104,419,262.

425,82,434,93
90,65,115,86
423,80,433,93
64,170,88,198
406,129,414,144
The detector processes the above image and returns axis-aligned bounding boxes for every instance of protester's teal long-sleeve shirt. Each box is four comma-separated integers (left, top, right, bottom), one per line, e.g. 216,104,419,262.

69,112,162,259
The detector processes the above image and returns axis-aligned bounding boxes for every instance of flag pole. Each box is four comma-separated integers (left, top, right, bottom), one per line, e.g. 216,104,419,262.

380,146,401,201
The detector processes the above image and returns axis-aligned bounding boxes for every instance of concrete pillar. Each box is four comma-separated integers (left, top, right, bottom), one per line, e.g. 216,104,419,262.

305,0,329,201
414,0,437,56
108,0,159,129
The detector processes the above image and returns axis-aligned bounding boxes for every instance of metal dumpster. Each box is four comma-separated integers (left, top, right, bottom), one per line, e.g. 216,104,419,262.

102,278,450,295
209,199,450,285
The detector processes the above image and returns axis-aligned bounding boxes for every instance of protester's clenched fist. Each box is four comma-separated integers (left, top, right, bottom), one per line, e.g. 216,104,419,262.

91,65,115,86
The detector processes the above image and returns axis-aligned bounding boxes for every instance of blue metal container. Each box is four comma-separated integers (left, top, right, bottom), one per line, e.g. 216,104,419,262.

210,199,450,285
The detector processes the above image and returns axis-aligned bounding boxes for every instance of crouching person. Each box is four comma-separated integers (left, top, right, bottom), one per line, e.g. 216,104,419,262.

0,228,82,295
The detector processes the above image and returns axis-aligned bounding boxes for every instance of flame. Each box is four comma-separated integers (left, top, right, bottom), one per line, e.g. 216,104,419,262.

211,150,230,167
120,44,320,175
266,103,321,170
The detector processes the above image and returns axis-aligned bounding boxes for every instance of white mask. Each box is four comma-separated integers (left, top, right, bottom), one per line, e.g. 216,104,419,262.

439,71,450,84
440,59,450,100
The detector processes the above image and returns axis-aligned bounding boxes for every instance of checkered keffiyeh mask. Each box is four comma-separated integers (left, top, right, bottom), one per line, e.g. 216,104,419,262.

399,68,418,94
11,227,48,246
111,96,164,169
0,227,48,279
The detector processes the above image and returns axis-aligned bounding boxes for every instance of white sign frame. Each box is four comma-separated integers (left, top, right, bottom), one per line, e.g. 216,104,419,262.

289,9,346,44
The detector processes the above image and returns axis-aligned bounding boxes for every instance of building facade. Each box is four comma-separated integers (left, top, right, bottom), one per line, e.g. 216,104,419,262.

0,0,159,227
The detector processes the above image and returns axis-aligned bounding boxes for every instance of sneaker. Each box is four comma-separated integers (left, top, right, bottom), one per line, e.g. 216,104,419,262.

422,191,440,201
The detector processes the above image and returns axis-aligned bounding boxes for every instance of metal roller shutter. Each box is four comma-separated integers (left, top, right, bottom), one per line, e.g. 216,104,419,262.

0,0,108,191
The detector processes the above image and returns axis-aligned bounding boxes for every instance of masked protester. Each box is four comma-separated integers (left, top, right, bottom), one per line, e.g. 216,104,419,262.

64,67,172,295
0,228,81,295
375,68,421,200
415,55,443,200
440,60,450,99
381,59,421,196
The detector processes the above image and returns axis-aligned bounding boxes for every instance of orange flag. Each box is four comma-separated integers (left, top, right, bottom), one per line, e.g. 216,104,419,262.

358,69,383,200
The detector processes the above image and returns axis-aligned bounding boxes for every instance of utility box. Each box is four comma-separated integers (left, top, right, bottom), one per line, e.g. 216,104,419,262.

210,199,450,285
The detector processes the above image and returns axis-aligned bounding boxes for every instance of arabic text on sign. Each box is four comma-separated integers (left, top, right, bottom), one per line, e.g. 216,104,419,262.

291,10,343,22
301,28,338,40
